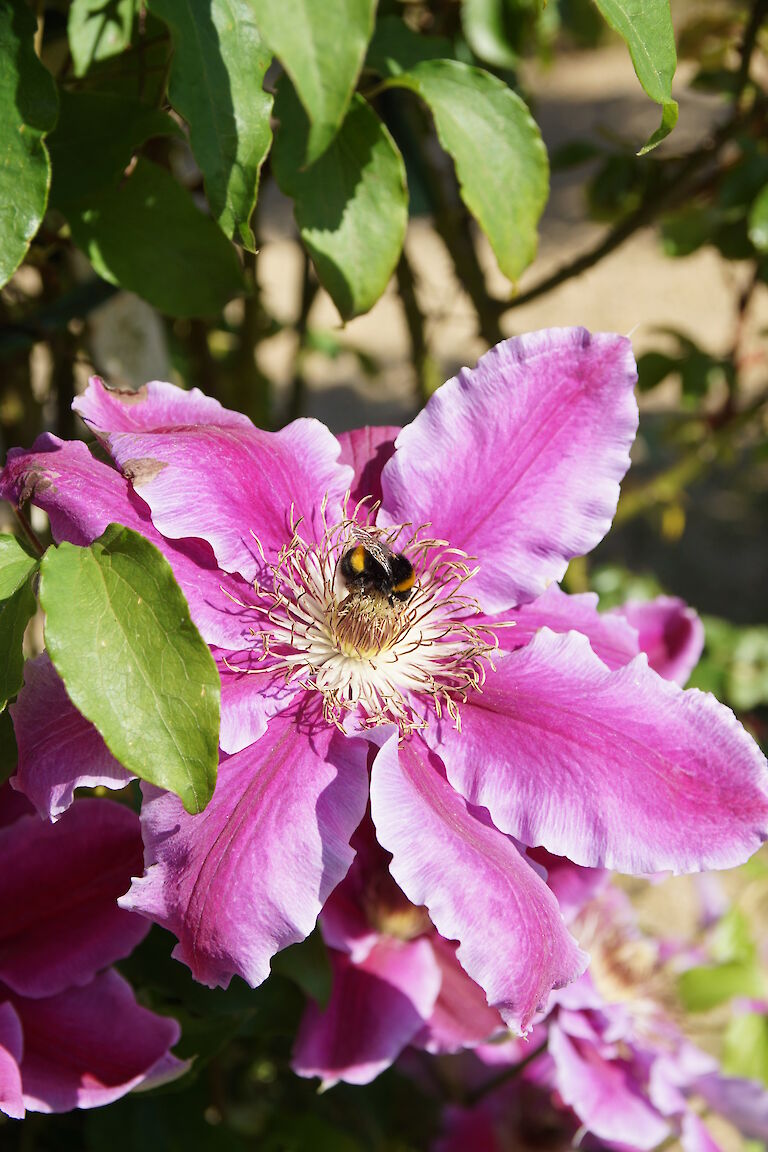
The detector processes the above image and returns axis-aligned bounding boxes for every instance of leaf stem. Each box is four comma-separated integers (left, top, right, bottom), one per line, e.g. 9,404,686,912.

13,507,45,558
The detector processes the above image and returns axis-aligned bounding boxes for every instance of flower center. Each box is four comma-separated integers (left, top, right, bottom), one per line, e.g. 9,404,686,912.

226,501,497,735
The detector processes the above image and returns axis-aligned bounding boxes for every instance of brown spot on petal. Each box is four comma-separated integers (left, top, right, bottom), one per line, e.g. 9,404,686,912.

18,470,54,506
121,458,167,486
101,381,149,406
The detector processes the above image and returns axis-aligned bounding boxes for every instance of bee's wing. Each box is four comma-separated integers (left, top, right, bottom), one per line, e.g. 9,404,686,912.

348,527,396,575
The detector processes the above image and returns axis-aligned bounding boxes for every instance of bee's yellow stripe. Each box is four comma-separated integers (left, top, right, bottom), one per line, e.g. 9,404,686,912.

392,570,415,593
348,545,367,575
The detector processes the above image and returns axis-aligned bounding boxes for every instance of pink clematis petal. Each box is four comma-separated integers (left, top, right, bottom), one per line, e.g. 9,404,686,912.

696,1073,768,1143
14,969,180,1114
682,1113,725,1152
0,1002,24,1120
293,938,441,1087
337,426,399,508
427,629,768,874
0,436,257,652
98,419,351,582
213,649,297,755
527,849,608,925
612,596,705,685
122,709,369,988
491,582,640,669
0,798,148,998
370,734,587,1034
415,935,503,1054
379,329,638,612
549,1021,670,1150
73,376,254,434
11,654,131,820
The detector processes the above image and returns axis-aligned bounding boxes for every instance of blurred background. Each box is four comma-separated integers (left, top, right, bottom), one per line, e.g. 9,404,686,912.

2,0,768,1146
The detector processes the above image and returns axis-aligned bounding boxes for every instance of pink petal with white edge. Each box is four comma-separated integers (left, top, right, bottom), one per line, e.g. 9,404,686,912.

337,426,399,508
73,376,254,435
549,1021,670,1150
122,709,369,988
0,1002,24,1120
0,798,148,998
415,935,503,1054
491,582,639,669
293,938,441,1086
613,596,705,685
0,436,257,652
213,648,297,755
11,654,131,820
370,734,587,1034
427,629,768,874
102,418,352,582
14,969,180,1114
379,329,638,612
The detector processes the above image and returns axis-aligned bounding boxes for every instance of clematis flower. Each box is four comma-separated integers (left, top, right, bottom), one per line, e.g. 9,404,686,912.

3,327,768,1036
433,880,768,1152
0,789,182,1118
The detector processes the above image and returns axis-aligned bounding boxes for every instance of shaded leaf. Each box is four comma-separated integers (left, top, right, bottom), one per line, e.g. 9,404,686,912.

68,0,136,77
0,709,18,785
0,578,36,711
592,0,678,153
148,0,272,251
39,524,220,814
48,89,182,208
273,83,407,320
387,59,548,281
0,0,58,288
252,0,376,164
461,0,522,69
365,15,451,76
67,158,245,317
0,534,38,599
271,927,332,1008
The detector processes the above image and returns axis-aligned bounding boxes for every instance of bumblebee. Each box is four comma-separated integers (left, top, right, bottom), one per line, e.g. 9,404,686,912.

339,533,416,602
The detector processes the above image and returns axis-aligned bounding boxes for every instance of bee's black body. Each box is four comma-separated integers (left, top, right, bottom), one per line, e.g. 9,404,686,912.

339,535,415,602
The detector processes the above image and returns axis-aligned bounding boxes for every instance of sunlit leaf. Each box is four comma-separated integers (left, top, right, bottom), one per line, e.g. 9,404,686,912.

723,1013,768,1085
273,82,407,320
0,0,58,288
0,534,38,599
592,0,678,154
148,0,273,251
68,0,136,77
252,0,376,164
386,60,548,282
39,525,220,813
748,185,768,254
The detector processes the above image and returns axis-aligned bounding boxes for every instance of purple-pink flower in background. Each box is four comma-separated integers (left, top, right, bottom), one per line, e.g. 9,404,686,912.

0,788,181,1118
3,326,768,1035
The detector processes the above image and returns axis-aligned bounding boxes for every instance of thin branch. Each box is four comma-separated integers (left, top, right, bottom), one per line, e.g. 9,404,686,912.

503,99,767,314
396,244,441,404
464,1040,548,1107
735,0,768,103
13,507,45,558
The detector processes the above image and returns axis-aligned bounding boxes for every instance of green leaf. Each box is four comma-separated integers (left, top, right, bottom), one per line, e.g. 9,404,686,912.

723,1013,768,1085
251,0,376,164
0,534,38,599
48,90,182,208
271,927,332,1007
148,0,272,252
365,15,452,76
39,524,220,813
592,0,678,154
273,83,408,320
678,960,765,1013
68,0,136,77
0,578,36,711
461,0,521,70
66,158,245,317
748,185,768,254
386,60,548,282
0,0,58,288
